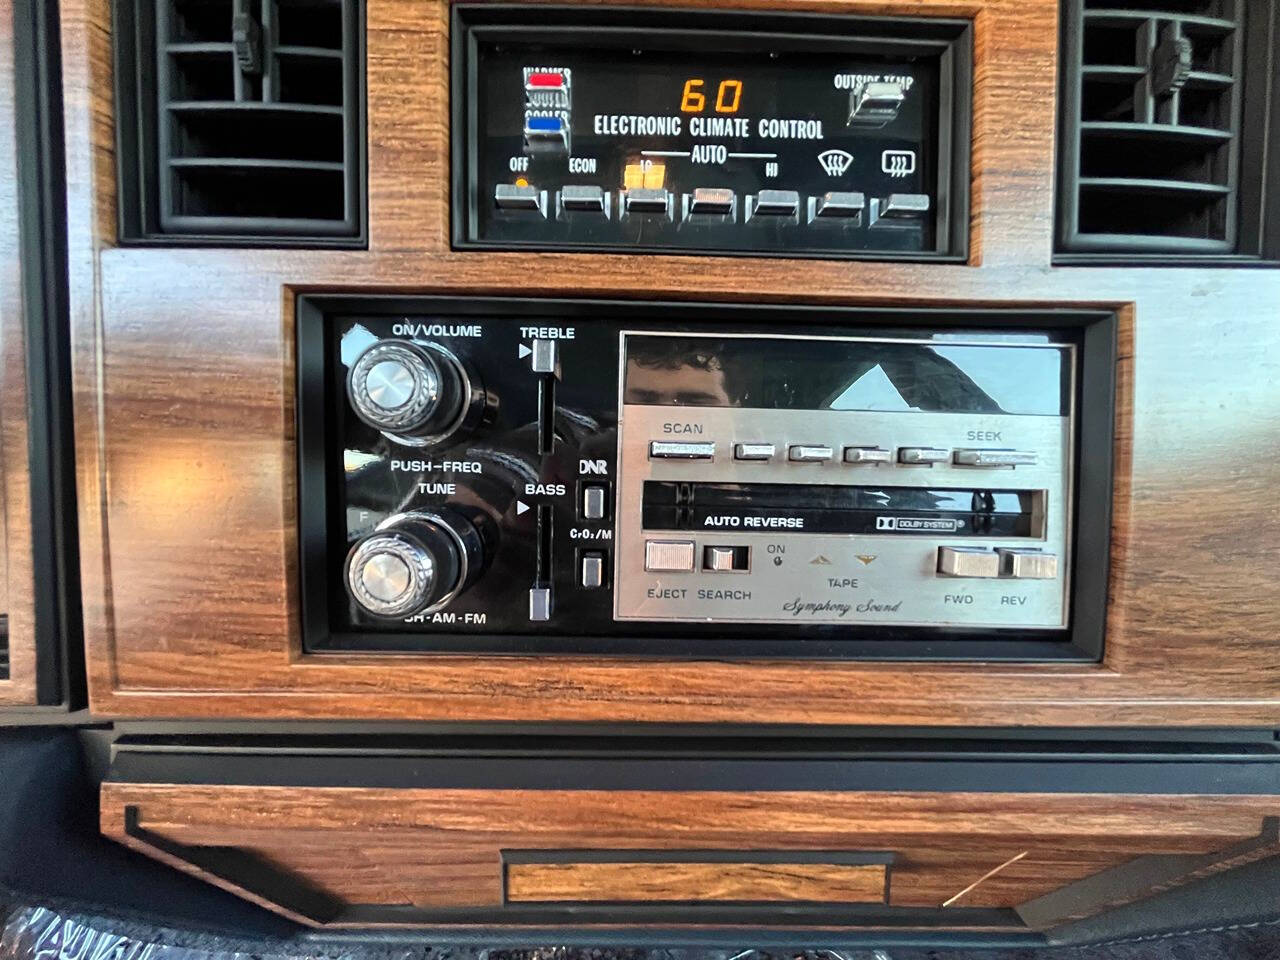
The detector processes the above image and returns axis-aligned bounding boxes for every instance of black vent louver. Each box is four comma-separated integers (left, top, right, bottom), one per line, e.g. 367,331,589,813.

1058,0,1278,258
117,0,364,244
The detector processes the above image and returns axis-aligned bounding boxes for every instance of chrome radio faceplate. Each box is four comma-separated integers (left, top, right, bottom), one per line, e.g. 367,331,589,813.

614,335,1074,629
297,297,1113,660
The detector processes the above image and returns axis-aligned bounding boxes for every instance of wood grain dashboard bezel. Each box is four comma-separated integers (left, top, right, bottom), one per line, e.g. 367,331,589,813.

58,0,1280,725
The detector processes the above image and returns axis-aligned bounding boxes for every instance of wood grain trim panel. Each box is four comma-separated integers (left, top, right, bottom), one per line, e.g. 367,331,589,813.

100,784,1280,929
0,0,38,707
56,0,1280,723
505,860,889,904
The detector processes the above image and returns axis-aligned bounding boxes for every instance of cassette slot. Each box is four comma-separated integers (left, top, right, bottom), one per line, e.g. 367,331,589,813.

642,482,1044,538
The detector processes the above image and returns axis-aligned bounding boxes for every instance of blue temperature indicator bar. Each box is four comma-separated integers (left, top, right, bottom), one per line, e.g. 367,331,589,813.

526,115,565,132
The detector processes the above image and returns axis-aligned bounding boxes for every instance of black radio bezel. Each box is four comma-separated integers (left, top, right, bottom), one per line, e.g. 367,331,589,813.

449,5,973,262
296,296,1116,663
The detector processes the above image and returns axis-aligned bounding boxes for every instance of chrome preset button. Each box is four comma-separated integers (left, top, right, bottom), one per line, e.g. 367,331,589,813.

898,446,950,465
649,441,715,460
843,446,892,464
733,442,775,461
953,449,1039,467
788,444,834,462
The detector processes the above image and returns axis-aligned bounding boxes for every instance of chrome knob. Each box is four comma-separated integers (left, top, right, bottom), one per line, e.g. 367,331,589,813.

344,510,484,619
347,340,470,443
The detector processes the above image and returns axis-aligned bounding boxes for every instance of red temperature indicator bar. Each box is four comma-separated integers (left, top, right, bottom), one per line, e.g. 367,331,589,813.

527,72,565,88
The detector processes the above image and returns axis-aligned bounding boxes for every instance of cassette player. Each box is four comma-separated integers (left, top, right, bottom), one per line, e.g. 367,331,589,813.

297,298,1115,660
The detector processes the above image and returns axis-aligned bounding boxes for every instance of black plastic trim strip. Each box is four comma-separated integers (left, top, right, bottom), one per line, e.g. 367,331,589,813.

11,0,85,708
105,748,1280,795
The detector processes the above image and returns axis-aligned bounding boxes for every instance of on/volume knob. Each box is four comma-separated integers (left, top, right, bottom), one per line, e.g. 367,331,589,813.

347,340,473,445
345,509,484,619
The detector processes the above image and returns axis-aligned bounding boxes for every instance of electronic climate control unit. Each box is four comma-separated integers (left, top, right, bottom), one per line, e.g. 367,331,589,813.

452,6,972,260
297,298,1115,660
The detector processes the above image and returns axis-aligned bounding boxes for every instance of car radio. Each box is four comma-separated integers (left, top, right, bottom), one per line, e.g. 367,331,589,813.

452,6,972,260
297,298,1114,660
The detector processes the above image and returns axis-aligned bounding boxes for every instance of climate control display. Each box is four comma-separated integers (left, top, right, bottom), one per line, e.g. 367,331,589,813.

454,8,971,259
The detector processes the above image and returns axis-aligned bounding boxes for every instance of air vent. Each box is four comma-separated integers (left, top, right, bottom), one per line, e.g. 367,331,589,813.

1057,0,1278,259
116,0,365,244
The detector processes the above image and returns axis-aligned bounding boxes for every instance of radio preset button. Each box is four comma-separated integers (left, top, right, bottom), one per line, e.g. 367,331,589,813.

843,445,892,464
581,483,608,521
645,540,696,572
954,449,1038,467
999,549,1059,579
937,546,1000,579
734,442,775,461
649,440,715,460
560,184,606,212
898,446,950,465
788,444,834,462
580,552,606,589
704,545,750,572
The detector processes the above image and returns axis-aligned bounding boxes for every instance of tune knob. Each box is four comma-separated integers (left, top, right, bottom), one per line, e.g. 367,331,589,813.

347,340,472,444
345,509,484,618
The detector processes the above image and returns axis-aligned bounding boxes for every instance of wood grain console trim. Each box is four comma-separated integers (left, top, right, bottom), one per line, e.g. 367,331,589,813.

100,783,1280,929
0,0,38,708
57,0,1280,723
505,859,889,904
